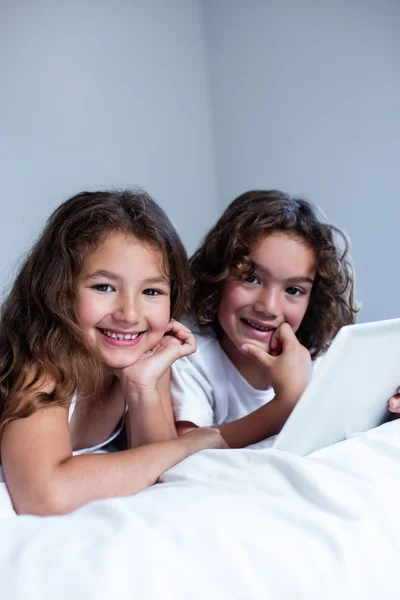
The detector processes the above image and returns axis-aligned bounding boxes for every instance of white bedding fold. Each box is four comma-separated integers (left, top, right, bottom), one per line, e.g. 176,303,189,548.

1,420,400,599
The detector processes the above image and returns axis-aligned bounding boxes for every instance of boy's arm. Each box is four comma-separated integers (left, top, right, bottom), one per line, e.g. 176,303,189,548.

177,397,293,448
388,386,400,414
177,323,311,448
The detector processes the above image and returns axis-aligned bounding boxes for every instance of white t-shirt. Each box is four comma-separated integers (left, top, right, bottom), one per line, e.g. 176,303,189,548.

171,326,275,428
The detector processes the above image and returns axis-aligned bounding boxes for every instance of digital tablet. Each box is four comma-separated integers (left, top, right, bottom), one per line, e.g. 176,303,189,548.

272,318,400,455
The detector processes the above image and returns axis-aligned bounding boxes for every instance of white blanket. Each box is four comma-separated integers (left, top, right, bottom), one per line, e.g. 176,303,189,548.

1,420,400,599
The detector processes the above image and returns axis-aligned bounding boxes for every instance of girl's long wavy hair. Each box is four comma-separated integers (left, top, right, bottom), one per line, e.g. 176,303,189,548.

0,189,188,436
190,190,358,358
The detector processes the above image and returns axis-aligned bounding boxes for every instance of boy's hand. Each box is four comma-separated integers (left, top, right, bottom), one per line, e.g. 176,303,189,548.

388,387,400,414
241,322,312,406
116,320,196,392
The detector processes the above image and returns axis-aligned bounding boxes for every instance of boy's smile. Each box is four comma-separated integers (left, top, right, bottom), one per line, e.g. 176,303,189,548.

218,232,316,382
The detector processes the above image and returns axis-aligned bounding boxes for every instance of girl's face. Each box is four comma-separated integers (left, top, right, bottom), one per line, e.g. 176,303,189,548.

75,232,171,370
218,232,316,364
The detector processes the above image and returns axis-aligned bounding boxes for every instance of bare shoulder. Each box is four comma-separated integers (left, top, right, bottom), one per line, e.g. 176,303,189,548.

0,366,60,446
1,403,73,513
1,365,72,495
1,401,71,467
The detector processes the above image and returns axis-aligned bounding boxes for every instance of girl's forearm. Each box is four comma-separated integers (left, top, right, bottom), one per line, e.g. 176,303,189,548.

14,436,201,516
125,387,177,447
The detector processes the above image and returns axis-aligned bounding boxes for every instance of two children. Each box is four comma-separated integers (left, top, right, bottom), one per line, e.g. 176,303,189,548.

1,186,396,515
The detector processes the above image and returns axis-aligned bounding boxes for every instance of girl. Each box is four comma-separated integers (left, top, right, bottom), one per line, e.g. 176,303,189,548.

171,189,359,448
0,189,226,515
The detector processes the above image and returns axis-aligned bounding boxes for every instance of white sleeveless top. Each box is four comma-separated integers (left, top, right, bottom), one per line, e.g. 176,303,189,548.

0,399,126,484
69,397,127,455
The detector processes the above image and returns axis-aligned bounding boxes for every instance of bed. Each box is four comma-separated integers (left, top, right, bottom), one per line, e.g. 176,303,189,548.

1,419,400,599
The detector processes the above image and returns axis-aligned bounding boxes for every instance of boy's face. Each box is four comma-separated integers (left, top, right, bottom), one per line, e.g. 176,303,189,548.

218,232,316,361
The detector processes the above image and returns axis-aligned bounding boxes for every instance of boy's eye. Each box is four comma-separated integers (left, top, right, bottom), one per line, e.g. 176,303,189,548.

93,284,114,293
286,286,304,297
244,274,260,285
143,288,162,296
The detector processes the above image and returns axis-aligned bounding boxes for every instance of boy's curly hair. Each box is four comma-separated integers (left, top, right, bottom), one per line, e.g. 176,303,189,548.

189,190,358,358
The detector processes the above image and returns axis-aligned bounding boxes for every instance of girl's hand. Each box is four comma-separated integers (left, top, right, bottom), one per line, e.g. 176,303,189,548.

388,387,400,414
180,427,229,451
116,319,196,392
241,322,312,406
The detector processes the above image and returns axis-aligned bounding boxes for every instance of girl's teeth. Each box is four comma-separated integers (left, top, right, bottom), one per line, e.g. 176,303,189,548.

103,330,139,340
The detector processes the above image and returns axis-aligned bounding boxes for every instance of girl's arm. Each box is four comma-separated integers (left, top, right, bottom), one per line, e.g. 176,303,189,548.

124,371,177,448
117,320,195,447
1,405,226,516
72,371,176,452
73,320,193,451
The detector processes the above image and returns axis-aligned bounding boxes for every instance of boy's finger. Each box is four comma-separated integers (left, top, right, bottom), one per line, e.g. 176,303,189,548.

270,329,281,353
389,394,400,412
273,322,297,350
175,328,191,340
241,343,274,369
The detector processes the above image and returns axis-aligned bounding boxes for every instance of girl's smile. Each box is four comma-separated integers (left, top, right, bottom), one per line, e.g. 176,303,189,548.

98,328,145,346
76,232,171,370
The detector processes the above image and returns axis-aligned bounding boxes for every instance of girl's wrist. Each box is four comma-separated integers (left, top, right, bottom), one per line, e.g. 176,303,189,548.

174,432,204,456
122,383,159,404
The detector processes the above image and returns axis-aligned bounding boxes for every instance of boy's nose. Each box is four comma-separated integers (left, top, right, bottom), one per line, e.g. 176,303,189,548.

254,288,281,318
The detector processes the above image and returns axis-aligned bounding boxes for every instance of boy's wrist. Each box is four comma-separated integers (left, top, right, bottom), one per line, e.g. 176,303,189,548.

270,392,300,412
272,377,308,406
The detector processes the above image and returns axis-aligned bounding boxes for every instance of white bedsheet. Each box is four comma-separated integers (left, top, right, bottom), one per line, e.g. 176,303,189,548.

1,420,400,599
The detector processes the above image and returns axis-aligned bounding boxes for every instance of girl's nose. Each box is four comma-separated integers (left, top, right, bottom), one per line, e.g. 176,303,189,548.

254,287,281,318
114,295,140,324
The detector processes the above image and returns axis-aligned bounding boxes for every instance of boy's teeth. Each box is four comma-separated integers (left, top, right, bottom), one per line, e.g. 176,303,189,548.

103,329,139,340
245,319,272,332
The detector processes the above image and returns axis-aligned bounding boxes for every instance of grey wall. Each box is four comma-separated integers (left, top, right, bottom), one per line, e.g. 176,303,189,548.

203,0,400,322
0,0,218,294
1,0,399,322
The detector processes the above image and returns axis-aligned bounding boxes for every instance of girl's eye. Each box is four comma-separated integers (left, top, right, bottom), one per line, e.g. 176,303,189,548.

244,274,260,285
93,284,114,293
286,286,304,297
143,288,162,296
